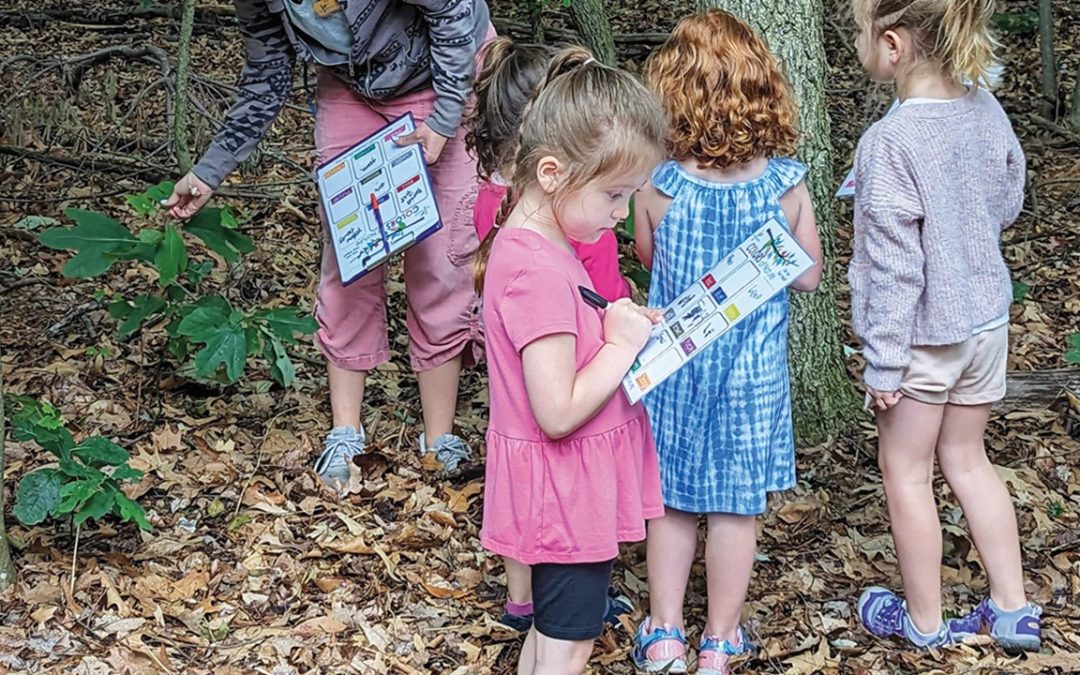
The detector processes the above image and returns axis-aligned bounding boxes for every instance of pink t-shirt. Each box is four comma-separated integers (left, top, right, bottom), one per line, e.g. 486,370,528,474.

479,228,663,565
474,181,632,301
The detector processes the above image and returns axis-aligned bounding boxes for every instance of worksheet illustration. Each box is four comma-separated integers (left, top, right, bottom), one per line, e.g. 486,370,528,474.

315,113,442,284
622,219,815,404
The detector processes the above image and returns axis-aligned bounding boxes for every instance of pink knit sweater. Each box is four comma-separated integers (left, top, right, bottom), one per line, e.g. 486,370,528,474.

850,87,1026,391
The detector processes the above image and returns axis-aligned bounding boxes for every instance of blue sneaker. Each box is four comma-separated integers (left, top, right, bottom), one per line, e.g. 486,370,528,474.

632,617,688,673
948,597,1041,653
858,587,951,648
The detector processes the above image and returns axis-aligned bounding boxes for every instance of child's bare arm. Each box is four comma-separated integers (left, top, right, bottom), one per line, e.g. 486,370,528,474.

779,181,823,291
632,183,671,271
520,300,653,439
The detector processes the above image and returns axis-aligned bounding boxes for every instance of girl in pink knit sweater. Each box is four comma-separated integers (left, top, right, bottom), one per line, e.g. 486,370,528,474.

850,0,1039,653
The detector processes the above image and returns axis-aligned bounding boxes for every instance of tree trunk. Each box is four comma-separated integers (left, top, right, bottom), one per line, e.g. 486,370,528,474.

1070,60,1080,129
566,0,617,66
1038,0,1057,120
0,342,16,590
173,0,197,173
696,0,859,445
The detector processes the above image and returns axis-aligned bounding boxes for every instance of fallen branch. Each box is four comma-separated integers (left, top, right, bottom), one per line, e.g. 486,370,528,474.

0,145,170,183
998,368,1080,413
47,300,100,339
1029,114,1080,147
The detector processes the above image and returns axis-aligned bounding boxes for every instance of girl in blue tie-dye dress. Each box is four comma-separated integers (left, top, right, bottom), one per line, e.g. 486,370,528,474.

629,11,824,675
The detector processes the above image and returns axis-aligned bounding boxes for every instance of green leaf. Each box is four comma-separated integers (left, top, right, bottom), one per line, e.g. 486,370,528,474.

40,210,141,278
138,229,164,246
118,294,166,338
126,194,156,216
108,297,133,320
220,207,238,229
254,308,317,343
114,492,151,530
57,478,104,515
156,224,188,286
177,297,231,341
143,181,175,202
187,260,214,286
74,490,116,526
194,323,247,381
73,436,130,467
110,465,144,482
1012,280,1030,303
13,470,61,526
58,457,100,480
9,397,74,456
265,339,295,388
1066,333,1080,364
185,209,254,264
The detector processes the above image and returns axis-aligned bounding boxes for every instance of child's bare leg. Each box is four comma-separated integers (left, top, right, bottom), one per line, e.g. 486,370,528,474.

506,557,533,605
328,363,366,430
646,507,698,630
532,632,592,675
704,513,756,642
517,627,537,675
417,355,463,439
936,403,1026,610
877,396,945,633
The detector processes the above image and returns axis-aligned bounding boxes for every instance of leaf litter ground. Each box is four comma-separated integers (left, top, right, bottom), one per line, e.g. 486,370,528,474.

0,0,1078,673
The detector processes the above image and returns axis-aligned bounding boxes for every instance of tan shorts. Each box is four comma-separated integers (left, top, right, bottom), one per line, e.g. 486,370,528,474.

899,324,1009,405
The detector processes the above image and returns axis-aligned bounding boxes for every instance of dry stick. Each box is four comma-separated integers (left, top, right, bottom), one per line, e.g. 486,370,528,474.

1028,114,1080,146
70,523,81,595
1037,0,1057,120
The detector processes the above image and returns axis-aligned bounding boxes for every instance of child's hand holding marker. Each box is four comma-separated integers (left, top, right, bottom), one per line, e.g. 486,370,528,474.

579,286,659,354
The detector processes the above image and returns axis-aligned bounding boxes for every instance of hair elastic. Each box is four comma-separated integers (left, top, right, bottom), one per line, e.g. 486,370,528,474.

583,57,596,66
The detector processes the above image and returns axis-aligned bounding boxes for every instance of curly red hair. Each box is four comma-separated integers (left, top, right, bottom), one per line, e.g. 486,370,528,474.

645,10,799,169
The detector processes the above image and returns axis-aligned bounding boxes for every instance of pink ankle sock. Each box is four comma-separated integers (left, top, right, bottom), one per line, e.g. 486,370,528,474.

506,600,533,616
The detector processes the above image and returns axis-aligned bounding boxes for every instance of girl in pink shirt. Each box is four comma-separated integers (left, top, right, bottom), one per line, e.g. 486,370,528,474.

467,38,631,303
475,47,666,674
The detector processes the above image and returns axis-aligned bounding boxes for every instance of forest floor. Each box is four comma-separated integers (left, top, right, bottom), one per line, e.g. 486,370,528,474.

0,0,1078,673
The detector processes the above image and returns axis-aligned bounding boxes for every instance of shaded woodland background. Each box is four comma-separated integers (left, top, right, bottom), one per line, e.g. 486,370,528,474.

0,0,1078,673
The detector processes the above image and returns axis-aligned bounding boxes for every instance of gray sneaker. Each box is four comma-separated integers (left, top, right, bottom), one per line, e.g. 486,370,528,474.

419,433,472,473
314,425,366,487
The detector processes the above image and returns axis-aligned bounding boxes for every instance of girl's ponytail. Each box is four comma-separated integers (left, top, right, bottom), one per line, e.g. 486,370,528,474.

473,184,518,295
859,0,999,87
940,0,997,86
465,38,558,181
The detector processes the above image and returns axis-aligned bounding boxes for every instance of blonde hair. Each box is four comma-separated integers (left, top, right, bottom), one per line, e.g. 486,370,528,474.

853,0,999,85
645,9,798,169
473,47,667,293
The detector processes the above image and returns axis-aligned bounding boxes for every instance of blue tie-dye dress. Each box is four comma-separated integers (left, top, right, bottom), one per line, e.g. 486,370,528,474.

643,158,806,515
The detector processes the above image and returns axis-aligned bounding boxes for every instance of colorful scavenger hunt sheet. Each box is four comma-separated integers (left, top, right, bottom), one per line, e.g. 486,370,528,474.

621,219,814,404
315,113,441,284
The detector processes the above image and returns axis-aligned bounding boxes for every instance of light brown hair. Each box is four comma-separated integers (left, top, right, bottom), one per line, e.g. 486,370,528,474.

464,37,558,182
473,47,667,294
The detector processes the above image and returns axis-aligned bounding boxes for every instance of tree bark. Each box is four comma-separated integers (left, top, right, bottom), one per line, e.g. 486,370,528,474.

696,0,859,445
1038,0,1057,120
173,0,197,173
1070,61,1080,130
566,0,617,66
0,342,16,590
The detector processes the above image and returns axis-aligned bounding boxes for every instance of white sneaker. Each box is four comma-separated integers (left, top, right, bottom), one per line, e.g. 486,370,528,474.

419,433,472,473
